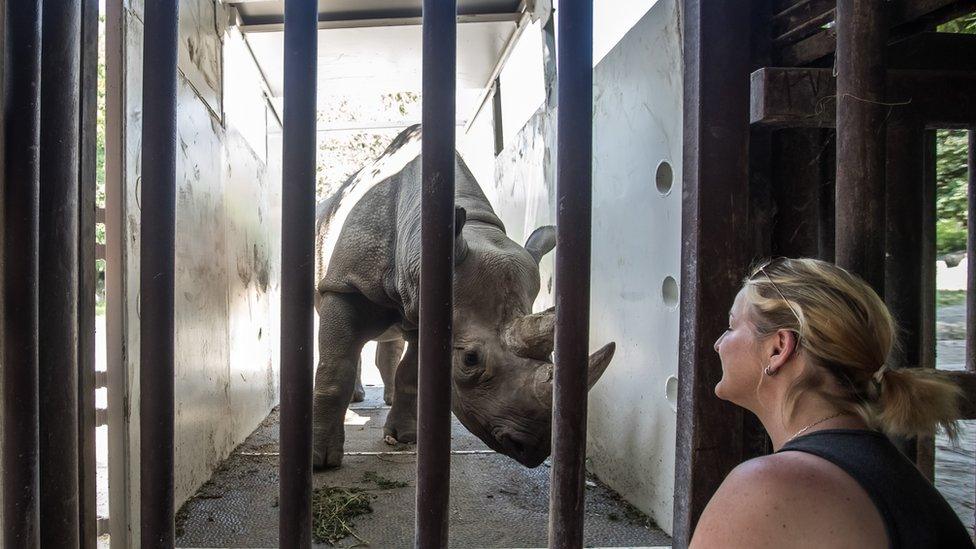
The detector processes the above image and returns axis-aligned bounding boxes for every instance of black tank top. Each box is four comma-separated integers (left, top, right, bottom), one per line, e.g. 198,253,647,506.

778,429,973,548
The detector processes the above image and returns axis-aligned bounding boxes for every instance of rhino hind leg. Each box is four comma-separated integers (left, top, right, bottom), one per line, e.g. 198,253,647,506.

351,358,366,403
383,336,418,445
313,292,393,470
375,339,405,405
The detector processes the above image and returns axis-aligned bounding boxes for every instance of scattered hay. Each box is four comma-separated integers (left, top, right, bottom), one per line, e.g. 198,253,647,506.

361,470,408,489
312,486,374,546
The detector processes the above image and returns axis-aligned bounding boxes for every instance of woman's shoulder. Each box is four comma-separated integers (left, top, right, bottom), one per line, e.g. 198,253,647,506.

690,452,886,548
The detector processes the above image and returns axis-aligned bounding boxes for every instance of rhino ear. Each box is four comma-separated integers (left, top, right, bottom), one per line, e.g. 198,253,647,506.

524,226,556,264
455,206,468,265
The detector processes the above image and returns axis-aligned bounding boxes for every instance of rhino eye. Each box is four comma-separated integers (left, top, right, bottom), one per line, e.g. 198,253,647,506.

463,351,480,367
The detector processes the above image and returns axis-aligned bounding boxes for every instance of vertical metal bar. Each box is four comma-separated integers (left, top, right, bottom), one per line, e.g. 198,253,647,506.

415,0,456,546
967,129,976,374
916,130,938,481
673,0,752,545
1,1,43,545
885,120,924,460
38,0,82,544
78,0,100,545
139,1,179,546
834,0,887,294
547,2,592,548
279,0,318,546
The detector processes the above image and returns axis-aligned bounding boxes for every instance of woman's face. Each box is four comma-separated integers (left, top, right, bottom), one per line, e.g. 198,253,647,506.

713,289,765,408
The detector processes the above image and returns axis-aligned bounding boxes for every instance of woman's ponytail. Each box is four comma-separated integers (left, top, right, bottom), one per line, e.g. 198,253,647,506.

873,368,963,440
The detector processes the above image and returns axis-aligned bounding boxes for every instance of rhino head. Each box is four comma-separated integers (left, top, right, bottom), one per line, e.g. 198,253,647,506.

450,213,616,468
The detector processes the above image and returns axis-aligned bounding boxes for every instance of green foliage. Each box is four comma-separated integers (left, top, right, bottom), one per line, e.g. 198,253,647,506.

938,12,976,33
935,129,971,255
930,13,976,255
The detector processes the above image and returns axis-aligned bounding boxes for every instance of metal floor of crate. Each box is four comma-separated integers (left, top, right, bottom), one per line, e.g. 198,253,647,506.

175,386,672,548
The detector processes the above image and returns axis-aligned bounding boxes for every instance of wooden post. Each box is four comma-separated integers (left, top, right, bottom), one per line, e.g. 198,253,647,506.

673,0,752,545
916,130,938,481
835,0,888,294
885,119,925,459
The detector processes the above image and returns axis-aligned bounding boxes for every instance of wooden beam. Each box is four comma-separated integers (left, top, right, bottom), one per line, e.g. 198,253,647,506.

674,0,753,545
772,0,834,47
889,32,976,71
775,0,976,66
751,68,976,129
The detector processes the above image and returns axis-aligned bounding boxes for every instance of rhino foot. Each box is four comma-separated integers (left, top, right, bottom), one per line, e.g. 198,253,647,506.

351,387,366,403
312,441,344,470
383,420,416,445
383,387,394,406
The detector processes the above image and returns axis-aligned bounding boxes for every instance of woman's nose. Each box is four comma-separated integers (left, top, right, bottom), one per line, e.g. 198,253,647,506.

714,332,724,353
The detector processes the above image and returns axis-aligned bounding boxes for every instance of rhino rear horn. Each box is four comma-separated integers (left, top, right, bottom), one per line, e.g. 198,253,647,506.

455,206,468,265
503,307,555,360
524,226,556,264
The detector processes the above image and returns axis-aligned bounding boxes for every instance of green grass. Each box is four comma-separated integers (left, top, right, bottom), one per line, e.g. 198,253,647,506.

311,486,374,546
95,299,106,317
937,290,967,307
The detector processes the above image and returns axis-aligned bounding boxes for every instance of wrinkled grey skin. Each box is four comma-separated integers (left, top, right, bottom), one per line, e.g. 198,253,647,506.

313,125,615,469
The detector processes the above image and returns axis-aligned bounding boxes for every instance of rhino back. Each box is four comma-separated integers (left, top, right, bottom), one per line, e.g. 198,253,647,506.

315,124,506,323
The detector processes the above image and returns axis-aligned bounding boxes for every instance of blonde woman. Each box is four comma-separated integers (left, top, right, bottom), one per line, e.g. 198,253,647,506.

691,258,973,548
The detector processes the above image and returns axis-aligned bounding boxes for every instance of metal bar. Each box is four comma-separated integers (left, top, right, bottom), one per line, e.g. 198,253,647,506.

547,1,593,548
38,0,83,544
78,0,100,545
139,1,179,546
834,0,887,294
968,129,976,373
1,1,43,545
415,0,457,546
279,0,318,546
673,0,752,545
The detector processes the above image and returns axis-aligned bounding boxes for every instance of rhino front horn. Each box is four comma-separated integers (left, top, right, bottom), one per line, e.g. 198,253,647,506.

587,342,616,390
533,342,617,407
503,307,555,361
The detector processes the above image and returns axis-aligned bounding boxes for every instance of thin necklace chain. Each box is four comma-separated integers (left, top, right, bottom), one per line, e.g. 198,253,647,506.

788,411,845,442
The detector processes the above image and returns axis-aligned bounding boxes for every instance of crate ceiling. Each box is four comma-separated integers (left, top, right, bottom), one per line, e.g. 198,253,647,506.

225,0,526,121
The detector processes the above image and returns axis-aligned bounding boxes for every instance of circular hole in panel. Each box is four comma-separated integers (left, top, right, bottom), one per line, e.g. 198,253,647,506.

666,375,679,412
662,276,679,309
656,160,674,195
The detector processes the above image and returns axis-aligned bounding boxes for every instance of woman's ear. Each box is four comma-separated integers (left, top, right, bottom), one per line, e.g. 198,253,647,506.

764,330,799,375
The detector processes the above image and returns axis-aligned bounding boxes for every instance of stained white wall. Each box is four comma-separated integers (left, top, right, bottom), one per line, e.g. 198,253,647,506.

461,0,682,533
108,0,281,543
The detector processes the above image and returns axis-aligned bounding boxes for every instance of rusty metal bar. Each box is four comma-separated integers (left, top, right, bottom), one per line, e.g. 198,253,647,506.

1,1,43,545
968,129,976,373
139,1,179,546
674,0,753,545
547,1,593,547
279,0,318,546
78,0,100,545
834,1,887,293
415,0,457,546
38,0,83,544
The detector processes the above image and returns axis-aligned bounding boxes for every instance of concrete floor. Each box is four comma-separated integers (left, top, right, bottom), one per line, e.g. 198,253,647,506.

173,386,671,548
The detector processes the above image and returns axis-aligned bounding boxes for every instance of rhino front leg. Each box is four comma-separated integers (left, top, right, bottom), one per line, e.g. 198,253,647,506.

313,292,390,469
375,339,405,405
383,336,418,444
